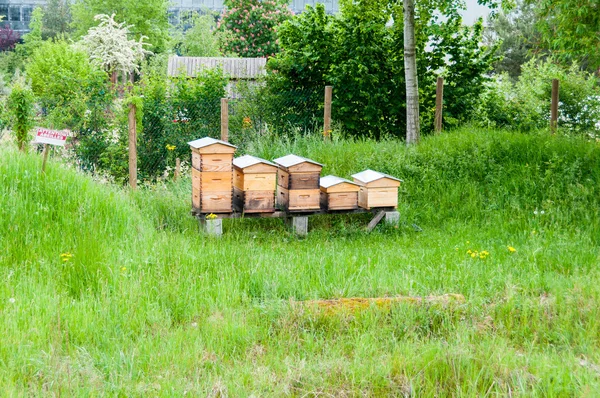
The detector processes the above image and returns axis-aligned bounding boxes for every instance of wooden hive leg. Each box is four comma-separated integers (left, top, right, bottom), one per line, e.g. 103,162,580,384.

200,218,223,237
385,211,400,226
286,215,308,237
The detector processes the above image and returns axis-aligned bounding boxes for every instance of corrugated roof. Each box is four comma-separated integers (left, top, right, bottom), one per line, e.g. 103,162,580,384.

273,154,323,168
320,175,359,189
233,155,276,169
168,56,267,79
188,137,237,149
351,169,402,184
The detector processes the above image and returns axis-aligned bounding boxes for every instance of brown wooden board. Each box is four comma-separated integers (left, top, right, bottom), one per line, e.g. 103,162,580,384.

233,187,275,213
234,170,276,191
278,186,320,211
201,191,232,213
321,191,358,211
285,162,322,173
192,187,201,210
320,182,361,194
195,143,236,155
278,170,320,190
192,167,201,192
201,154,233,172
200,171,233,192
192,152,202,170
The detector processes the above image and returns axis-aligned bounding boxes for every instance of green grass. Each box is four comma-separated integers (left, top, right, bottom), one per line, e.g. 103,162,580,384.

1,128,600,396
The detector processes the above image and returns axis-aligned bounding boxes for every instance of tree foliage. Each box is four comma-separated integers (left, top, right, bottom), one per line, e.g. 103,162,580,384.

172,10,223,57
17,7,43,58
268,1,497,138
72,0,169,53
42,0,73,40
218,0,292,58
533,0,600,71
0,24,20,51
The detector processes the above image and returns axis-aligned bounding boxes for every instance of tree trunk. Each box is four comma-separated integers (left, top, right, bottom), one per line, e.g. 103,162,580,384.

404,0,420,144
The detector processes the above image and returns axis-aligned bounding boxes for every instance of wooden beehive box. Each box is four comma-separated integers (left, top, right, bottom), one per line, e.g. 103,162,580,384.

274,154,323,212
188,137,237,213
319,175,361,211
232,155,278,213
351,169,402,209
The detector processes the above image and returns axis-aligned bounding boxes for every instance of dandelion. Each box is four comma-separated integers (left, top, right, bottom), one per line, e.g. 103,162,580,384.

9,298,15,304
206,213,218,220
166,144,176,151
508,246,517,253
191,322,198,328
471,252,477,258
60,252,73,262
467,249,473,254
121,267,126,272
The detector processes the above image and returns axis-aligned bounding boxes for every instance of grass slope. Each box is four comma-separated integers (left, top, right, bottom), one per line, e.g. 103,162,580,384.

1,129,600,396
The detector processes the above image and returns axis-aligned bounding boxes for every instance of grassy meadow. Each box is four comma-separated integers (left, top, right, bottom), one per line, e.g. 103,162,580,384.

1,128,600,396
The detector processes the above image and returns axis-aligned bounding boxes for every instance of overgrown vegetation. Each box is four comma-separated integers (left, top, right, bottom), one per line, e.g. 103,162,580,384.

1,130,600,395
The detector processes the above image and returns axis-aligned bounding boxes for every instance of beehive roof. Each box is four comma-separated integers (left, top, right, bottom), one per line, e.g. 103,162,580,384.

188,137,237,149
320,175,360,189
273,154,323,168
351,169,402,184
233,155,276,169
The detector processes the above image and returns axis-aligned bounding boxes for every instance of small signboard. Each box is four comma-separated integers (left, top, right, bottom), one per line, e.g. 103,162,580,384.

34,128,68,147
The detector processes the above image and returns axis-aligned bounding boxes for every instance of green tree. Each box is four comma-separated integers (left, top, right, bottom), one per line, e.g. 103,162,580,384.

484,0,542,79
16,7,43,58
218,0,292,58
172,10,222,57
532,0,600,71
7,74,35,152
42,0,73,40
71,0,169,53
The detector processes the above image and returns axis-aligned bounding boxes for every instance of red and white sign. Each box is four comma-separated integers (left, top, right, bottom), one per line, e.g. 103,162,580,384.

34,128,68,147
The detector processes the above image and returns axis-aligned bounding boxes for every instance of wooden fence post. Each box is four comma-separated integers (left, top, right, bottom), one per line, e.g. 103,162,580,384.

221,98,229,142
174,157,181,181
434,77,444,134
41,144,49,174
323,86,333,140
128,103,137,190
551,79,559,134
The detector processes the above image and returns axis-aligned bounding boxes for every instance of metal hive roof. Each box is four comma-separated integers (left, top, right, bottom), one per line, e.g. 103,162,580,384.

233,155,276,169
188,137,237,149
351,169,402,184
273,154,323,168
320,175,360,189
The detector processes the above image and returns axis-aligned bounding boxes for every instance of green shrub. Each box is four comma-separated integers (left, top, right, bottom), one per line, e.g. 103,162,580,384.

7,74,35,151
479,59,600,134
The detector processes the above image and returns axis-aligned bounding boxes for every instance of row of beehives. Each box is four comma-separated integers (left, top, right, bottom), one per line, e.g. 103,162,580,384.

189,137,402,214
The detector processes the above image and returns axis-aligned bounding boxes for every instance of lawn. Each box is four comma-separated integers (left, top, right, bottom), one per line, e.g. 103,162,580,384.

1,128,600,396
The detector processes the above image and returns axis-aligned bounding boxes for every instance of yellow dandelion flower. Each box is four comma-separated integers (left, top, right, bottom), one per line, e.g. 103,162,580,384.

471,252,477,258
467,249,473,254
508,246,517,253
206,213,217,220
121,267,126,272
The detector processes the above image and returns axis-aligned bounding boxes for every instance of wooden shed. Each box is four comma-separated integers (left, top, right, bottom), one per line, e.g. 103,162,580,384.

274,154,323,212
188,137,237,213
320,175,361,211
233,155,278,213
351,170,402,209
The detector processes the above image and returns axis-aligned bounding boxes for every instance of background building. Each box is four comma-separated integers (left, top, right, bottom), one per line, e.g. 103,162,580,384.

0,0,339,34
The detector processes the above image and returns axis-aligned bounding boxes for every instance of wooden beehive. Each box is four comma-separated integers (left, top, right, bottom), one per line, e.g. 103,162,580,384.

232,155,278,213
351,169,402,209
188,137,237,213
274,154,323,212
319,175,361,211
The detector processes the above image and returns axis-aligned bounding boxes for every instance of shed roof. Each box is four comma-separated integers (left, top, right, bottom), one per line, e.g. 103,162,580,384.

233,155,276,169
273,154,323,168
320,175,360,189
188,137,237,149
168,56,267,79
351,169,402,184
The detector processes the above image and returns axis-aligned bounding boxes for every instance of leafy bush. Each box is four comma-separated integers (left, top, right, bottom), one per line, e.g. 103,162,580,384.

7,74,36,152
171,10,224,57
479,59,600,134
218,0,292,58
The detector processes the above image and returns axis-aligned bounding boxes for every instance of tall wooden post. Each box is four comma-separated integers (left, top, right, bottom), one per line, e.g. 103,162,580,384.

550,79,559,134
323,86,333,140
41,144,49,174
434,77,444,134
128,103,137,190
174,158,181,181
221,98,229,142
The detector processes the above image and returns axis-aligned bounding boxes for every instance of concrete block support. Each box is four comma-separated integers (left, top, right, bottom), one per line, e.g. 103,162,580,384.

385,211,400,225
202,219,223,237
286,216,308,236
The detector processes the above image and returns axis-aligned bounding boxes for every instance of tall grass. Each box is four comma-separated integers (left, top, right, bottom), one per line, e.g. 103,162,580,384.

1,128,600,395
